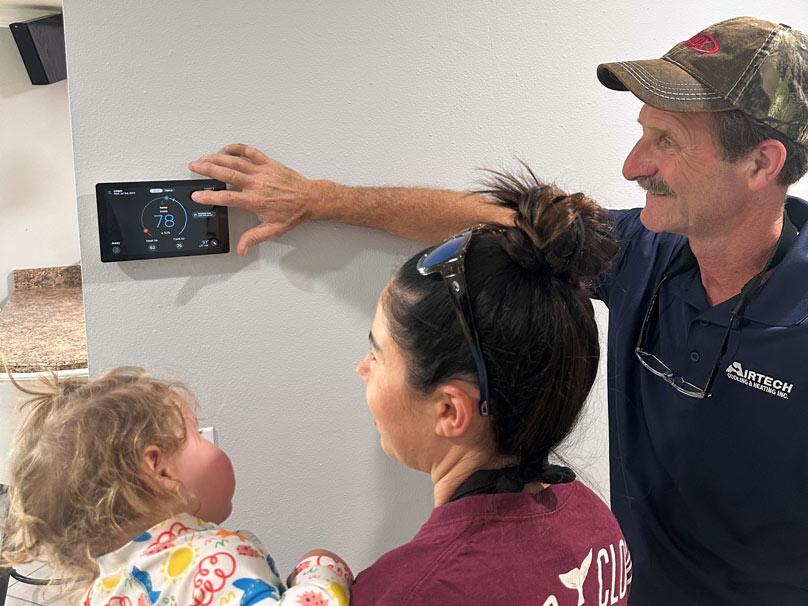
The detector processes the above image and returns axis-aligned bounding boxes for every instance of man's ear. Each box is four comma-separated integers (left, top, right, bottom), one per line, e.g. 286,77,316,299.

745,139,787,191
434,382,478,439
142,445,176,490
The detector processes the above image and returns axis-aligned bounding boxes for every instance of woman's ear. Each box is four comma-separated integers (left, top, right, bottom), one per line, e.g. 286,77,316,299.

434,382,478,439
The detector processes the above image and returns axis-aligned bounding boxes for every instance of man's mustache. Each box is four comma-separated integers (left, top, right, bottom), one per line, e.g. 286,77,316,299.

637,175,676,196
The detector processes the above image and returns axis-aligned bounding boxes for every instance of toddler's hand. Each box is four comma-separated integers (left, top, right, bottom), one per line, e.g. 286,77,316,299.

288,549,353,587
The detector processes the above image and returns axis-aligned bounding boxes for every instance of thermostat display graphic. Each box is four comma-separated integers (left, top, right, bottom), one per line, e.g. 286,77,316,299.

96,179,229,262
141,195,188,238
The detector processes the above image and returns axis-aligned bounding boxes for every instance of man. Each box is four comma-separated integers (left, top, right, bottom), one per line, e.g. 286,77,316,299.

189,17,808,605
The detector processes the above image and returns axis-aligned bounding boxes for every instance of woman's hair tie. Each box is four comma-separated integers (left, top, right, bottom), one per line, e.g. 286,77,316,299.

510,457,576,487
534,463,576,485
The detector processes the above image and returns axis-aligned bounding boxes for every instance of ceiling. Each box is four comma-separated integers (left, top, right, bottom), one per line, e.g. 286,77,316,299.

0,1,62,26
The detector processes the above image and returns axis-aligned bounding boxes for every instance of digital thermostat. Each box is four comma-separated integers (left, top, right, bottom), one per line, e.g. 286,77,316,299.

96,179,229,262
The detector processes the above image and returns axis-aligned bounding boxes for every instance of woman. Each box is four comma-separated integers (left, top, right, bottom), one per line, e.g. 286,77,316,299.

352,169,630,605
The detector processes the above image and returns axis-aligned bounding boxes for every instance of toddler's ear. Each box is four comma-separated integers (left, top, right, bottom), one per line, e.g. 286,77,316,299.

142,445,175,489
142,445,162,472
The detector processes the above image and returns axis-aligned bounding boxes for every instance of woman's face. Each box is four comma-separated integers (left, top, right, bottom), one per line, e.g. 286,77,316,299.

356,293,437,472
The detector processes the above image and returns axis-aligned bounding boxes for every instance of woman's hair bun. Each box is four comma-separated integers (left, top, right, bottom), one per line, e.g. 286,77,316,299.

476,165,619,286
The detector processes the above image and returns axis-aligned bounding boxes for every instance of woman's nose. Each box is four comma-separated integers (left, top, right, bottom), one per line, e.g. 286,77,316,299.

356,354,370,382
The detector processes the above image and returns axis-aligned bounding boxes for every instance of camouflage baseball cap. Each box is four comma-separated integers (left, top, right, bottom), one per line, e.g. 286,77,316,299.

597,16,808,145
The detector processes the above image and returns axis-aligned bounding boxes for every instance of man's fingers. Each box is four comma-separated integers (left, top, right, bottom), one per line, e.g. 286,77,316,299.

237,222,285,255
190,188,248,207
224,143,249,157
226,143,271,166
188,161,250,187
199,153,256,173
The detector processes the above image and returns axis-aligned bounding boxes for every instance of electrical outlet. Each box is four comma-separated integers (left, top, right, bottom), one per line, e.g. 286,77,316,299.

199,426,218,446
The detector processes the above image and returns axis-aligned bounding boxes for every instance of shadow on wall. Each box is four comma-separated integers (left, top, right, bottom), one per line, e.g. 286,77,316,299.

0,28,34,100
85,188,422,314
368,450,434,561
277,222,423,312
114,250,260,307
81,191,262,304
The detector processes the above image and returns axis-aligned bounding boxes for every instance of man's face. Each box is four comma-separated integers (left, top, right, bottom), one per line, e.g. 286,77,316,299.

622,105,748,237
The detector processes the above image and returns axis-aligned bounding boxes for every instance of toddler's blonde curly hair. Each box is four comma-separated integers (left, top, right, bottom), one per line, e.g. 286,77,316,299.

1,367,197,593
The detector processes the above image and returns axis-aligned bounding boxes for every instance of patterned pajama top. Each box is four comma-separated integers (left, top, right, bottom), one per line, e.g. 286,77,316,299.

84,514,352,606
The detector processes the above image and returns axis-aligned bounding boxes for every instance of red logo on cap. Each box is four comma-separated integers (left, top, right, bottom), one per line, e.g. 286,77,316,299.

684,32,719,54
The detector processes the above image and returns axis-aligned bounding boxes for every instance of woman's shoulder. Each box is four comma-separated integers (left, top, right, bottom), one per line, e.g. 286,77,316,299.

426,479,614,526
553,479,615,515
351,508,479,605
549,479,625,535
351,481,627,606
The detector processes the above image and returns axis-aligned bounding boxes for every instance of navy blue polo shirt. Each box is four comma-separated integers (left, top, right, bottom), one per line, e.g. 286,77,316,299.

594,197,808,605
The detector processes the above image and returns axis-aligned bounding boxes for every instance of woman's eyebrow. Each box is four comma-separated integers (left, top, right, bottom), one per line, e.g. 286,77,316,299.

369,330,382,353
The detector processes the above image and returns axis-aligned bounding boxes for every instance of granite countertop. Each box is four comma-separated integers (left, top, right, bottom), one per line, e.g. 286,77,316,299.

0,266,87,373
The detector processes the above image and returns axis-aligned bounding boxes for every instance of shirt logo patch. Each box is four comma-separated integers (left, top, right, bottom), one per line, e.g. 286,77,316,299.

725,361,794,400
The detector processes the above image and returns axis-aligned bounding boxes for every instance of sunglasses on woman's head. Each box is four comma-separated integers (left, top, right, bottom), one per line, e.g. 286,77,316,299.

417,224,497,416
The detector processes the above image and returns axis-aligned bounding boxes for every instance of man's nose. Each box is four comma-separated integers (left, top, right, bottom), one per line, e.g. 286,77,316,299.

622,139,656,181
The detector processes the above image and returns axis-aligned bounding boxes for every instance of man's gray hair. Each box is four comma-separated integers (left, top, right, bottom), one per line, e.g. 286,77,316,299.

711,110,808,187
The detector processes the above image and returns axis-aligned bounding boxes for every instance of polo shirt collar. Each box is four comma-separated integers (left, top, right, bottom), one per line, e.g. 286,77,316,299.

678,196,808,327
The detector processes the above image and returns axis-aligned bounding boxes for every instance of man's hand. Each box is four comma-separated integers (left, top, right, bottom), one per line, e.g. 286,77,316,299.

190,143,512,247
189,144,328,256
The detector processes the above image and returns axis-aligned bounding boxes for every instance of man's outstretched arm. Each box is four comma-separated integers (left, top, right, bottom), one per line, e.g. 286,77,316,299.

189,144,513,255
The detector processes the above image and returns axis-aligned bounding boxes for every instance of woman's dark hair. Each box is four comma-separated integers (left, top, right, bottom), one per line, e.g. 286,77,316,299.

383,167,618,483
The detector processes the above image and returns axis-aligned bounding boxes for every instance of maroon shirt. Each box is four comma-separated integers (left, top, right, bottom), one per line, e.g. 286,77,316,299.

352,480,630,606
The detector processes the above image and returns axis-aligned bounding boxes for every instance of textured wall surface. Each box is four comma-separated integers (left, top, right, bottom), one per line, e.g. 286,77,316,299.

65,1,808,573
0,17,78,307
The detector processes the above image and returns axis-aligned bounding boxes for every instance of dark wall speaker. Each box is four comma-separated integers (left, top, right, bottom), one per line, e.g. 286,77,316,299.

10,13,67,85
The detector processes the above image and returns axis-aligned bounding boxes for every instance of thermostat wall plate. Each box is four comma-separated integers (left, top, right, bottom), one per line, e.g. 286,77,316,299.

96,179,229,262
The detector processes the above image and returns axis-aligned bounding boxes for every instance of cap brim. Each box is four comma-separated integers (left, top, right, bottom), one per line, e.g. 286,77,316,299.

597,58,734,112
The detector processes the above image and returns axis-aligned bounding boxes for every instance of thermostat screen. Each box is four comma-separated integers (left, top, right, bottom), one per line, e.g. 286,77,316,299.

96,179,229,262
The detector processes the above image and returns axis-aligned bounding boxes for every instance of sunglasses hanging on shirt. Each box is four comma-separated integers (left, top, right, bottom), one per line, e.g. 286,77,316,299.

635,212,799,398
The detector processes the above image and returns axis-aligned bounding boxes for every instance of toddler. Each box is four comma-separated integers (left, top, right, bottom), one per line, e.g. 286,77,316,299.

1,367,352,606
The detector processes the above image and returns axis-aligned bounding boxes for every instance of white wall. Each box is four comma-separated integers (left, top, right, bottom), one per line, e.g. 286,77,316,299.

0,5,78,306
64,1,808,575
